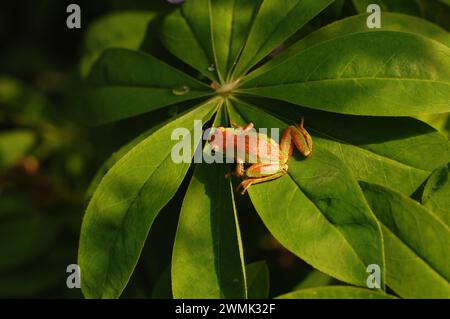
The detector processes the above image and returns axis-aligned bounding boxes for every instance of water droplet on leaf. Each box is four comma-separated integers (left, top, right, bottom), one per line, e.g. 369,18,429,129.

172,85,190,96
208,64,216,72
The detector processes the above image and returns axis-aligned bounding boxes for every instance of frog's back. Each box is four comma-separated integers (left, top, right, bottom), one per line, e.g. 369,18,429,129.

234,131,280,164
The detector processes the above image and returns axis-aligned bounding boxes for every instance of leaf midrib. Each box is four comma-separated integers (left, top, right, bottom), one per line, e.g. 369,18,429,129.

233,0,307,78
91,107,212,297
242,29,450,84
239,77,450,89
232,104,370,284
381,223,449,286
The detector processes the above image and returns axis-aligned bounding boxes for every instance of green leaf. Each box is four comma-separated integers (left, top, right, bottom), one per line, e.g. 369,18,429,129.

248,13,450,94
231,0,333,79
78,100,218,298
172,108,247,299
416,113,450,139
85,122,168,202
80,11,157,78
240,31,450,116
276,286,396,299
227,99,385,288
172,162,247,299
161,1,218,82
246,261,270,299
294,270,333,290
236,98,449,196
0,130,35,172
422,165,450,226
210,0,262,81
352,0,422,16
361,182,450,298
82,48,212,125
262,12,450,68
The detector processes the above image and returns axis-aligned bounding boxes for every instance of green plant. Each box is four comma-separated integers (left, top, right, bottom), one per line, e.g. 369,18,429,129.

78,0,450,299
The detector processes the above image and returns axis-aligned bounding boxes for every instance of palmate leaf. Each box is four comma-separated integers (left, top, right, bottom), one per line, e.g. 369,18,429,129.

260,12,450,67
416,113,450,140
276,286,396,299
82,48,212,125
361,182,450,298
79,0,450,299
210,0,263,81
227,99,385,288
240,31,450,116
230,0,333,79
79,11,157,78
78,100,218,298
234,98,450,196
161,0,218,82
172,106,247,299
172,162,247,299
422,165,450,226
161,0,333,81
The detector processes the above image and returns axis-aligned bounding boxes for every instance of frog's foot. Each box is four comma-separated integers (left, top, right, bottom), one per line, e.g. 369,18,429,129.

237,170,287,195
295,116,313,156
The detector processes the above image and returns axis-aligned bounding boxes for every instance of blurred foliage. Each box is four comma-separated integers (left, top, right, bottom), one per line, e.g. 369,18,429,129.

0,0,448,298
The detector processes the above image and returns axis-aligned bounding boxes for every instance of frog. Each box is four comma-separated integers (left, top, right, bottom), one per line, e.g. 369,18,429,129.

208,117,313,194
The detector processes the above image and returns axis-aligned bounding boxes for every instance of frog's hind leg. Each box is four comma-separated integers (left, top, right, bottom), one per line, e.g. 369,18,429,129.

238,171,287,195
237,163,287,195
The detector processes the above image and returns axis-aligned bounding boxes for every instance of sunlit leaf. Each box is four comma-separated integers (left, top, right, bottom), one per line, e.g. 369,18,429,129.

232,0,333,78
361,182,450,298
234,98,449,196
422,165,450,226
227,99,385,288
172,106,247,299
240,31,450,116
78,100,218,298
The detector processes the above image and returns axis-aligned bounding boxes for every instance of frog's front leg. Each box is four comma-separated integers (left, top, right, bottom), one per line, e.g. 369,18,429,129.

225,162,245,179
238,163,288,195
